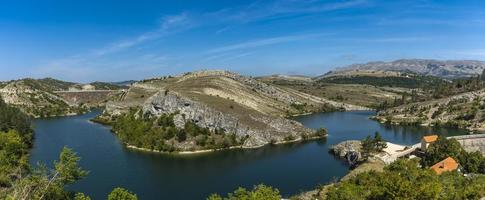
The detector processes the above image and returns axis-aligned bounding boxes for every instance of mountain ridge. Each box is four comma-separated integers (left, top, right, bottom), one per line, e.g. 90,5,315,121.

320,59,485,79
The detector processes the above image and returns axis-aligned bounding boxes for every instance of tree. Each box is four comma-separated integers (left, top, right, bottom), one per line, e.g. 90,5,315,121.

460,151,485,174
361,135,374,160
326,159,485,200
207,194,223,200
55,146,89,185
422,137,463,167
74,193,92,200
208,184,281,200
373,132,387,151
361,132,387,160
108,187,138,200
6,147,88,200
422,137,485,174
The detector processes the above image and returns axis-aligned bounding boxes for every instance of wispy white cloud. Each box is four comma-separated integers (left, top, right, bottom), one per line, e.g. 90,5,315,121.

207,33,328,54
362,36,429,43
40,0,367,81
94,12,192,56
206,0,368,24
218,52,256,63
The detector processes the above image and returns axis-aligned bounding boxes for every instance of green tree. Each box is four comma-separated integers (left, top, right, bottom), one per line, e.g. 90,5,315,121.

54,146,89,185
361,132,387,160
422,137,463,167
74,193,92,200
108,187,138,200
207,194,223,200
461,151,485,174
209,184,281,200
326,159,485,200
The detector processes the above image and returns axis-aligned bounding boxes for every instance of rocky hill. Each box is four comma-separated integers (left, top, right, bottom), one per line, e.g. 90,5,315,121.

374,89,485,131
322,59,485,79
0,79,82,117
257,73,410,109
0,78,125,117
99,70,366,152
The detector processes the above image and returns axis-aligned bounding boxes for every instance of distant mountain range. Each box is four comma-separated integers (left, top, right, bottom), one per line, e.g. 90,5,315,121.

323,59,485,79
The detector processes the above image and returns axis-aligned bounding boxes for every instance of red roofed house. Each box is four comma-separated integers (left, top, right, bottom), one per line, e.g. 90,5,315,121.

430,157,459,175
421,135,438,151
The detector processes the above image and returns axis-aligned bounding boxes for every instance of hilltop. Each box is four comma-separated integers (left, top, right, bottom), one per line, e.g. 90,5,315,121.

98,70,366,152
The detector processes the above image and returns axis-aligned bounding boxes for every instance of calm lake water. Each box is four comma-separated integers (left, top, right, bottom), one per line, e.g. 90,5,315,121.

30,110,468,199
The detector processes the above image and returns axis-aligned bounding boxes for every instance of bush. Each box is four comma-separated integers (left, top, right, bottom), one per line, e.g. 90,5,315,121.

326,159,485,199
108,187,138,200
208,184,281,200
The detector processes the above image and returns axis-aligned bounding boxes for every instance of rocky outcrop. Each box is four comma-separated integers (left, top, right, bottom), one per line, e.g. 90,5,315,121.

142,90,315,148
330,140,362,163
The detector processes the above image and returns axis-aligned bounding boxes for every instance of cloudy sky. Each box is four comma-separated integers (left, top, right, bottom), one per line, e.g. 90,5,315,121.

1,0,484,82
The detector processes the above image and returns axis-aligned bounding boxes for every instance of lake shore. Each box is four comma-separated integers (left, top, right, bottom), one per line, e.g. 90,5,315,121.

124,135,326,155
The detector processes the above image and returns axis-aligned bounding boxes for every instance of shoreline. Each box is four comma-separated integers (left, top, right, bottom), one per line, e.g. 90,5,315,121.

371,116,482,133
124,135,327,155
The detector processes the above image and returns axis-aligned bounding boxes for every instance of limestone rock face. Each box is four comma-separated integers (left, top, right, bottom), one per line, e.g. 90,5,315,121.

330,140,362,158
142,90,314,148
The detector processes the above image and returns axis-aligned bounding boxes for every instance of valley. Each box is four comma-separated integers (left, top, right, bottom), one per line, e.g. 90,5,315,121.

2,59,485,199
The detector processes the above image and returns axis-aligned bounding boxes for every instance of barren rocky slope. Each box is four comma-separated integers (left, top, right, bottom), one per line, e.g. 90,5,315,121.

0,79,82,117
258,74,407,108
375,89,485,131
322,59,485,79
0,78,125,117
101,71,366,151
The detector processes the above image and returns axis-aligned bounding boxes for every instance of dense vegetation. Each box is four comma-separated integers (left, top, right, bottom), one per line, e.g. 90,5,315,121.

207,184,281,200
318,73,447,88
112,108,243,152
378,76,485,109
325,158,485,199
107,187,138,200
0,98,33,188
0,97,135,199
422,137,485,174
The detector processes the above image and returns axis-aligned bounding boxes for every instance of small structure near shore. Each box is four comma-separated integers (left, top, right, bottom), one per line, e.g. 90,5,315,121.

430,157,459,175
421,135,438,151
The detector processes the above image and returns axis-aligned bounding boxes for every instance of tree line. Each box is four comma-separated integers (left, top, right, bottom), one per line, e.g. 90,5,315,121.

112,108,243,152
0,97,138,199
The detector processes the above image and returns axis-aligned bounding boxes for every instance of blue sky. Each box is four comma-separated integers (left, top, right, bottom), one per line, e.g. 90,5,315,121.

1,0,484,82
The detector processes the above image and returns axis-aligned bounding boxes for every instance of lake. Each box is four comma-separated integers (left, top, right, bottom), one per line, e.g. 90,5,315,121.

29,110,468,199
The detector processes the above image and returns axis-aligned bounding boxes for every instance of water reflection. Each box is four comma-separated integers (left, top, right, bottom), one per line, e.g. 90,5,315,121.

29,110,467,200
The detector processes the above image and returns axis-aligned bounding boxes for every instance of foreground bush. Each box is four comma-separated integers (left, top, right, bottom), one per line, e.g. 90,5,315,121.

208,184,281,200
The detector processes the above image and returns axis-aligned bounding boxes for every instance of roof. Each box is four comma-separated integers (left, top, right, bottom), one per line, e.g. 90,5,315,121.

430,157,459,175
422,135,438,143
